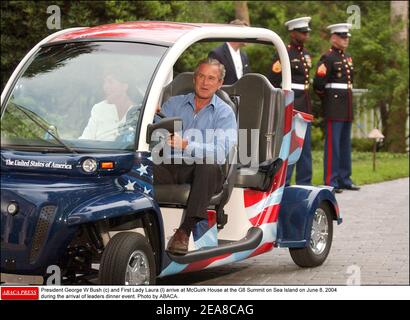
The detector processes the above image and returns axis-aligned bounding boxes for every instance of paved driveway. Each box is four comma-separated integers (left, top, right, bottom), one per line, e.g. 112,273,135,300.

159,178,409,285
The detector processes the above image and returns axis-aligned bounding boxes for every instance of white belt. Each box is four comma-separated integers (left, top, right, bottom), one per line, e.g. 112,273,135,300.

325,83,352,89
291,83,309,90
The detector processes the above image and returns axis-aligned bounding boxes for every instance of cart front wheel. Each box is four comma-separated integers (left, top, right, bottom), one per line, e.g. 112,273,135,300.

99,232,156,285
289,202,333,268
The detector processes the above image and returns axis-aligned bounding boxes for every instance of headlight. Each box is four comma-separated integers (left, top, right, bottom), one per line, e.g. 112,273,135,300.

82,158,97,173
7,202,19,216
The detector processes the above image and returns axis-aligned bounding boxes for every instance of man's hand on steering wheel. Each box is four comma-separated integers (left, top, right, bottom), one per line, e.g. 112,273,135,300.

167,133,188,150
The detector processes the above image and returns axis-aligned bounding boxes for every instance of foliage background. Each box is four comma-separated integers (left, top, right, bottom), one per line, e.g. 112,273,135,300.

1,1,408,151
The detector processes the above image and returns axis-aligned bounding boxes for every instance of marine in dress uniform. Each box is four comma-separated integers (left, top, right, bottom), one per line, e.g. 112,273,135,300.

268,17,313,186
313,23,360,192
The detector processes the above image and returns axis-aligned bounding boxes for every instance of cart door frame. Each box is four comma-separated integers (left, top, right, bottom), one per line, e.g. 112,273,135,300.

138,26,292,151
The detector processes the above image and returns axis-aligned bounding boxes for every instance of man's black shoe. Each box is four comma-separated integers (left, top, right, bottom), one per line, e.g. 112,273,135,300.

334,188,343,193
342,184,360,191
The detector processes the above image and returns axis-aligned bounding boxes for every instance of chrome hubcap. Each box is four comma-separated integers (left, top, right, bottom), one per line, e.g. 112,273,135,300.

125,250,150,285
310,208,329,255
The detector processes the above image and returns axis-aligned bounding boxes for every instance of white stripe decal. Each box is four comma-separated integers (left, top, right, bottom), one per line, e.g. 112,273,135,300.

294,115,308,138
245,187,284,219
279,131,291,160
285,91,294,107
205,249,254,269
288,148,302,165
259,222,277,243
159,261,188,277
194,225,218,249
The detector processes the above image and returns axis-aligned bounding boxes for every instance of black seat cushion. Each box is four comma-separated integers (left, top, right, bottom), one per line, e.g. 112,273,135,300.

155,184,224,207
235,168,268,190
222,73,285,165
235,158,283,191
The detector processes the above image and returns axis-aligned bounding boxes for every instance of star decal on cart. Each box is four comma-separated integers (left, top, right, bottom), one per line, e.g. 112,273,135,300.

124,180,136,191
137,164,148,176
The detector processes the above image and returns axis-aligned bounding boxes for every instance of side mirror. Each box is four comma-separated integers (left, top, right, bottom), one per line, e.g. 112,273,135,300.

146,117,183,144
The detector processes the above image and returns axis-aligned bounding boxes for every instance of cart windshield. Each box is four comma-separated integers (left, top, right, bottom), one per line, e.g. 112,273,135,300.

1,42,167,152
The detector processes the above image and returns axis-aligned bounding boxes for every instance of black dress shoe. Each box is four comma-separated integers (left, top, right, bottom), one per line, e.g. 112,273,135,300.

334,188,343,193
343,184,360,191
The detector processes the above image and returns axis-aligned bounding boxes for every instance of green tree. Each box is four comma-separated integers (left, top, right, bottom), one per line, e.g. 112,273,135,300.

349,1,408,152
1,1,408,151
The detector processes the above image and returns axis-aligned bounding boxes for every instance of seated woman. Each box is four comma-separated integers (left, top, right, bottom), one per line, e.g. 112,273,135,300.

80,65,141,143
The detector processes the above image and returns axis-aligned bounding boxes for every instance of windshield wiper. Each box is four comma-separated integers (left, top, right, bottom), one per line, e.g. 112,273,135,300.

9,102,77,154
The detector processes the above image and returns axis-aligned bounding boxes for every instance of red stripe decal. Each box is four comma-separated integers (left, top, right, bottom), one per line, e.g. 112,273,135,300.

293,109,314,122
284,104,293,134
269,161,287,193
182,253,231,273
296,136,304,148
289,130,299,154
326,120,333,186
248,162,287,226
249,204,280,226
249,242,274,258
245,162,286,225
207,210,217,228
289,130,304,154
244,190,270,208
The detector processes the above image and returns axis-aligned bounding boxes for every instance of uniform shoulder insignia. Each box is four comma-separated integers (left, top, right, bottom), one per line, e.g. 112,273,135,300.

317,63,327,77
272,60,282,73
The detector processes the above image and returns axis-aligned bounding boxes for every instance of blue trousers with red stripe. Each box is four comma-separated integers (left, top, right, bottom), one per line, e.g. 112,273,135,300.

286,123,312,186
324,120,353,188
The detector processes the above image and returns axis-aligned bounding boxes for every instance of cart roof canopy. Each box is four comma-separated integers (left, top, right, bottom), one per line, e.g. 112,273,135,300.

49,21,242,45
2,20,292,106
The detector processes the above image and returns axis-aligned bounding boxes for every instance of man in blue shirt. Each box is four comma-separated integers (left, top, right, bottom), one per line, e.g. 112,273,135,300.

154,58,237,255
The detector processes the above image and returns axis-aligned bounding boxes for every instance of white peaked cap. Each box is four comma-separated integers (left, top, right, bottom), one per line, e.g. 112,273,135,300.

327,23,353,36
284,17,311,31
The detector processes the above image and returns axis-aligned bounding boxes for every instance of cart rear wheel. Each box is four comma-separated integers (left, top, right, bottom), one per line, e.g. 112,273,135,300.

99,232,156,285
289,202,333,268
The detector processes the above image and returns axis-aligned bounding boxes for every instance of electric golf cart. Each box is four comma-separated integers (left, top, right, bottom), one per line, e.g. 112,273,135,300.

0,22,342,285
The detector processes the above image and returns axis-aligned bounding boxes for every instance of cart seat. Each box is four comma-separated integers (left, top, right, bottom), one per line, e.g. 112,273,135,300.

221,74,286,191
155,184,224,207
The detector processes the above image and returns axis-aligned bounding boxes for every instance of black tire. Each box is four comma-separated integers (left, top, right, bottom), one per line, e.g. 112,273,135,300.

289,202,333,268
99,232,156,285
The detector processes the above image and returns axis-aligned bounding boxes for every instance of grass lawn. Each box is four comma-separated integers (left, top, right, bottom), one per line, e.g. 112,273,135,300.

290,151,409,186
